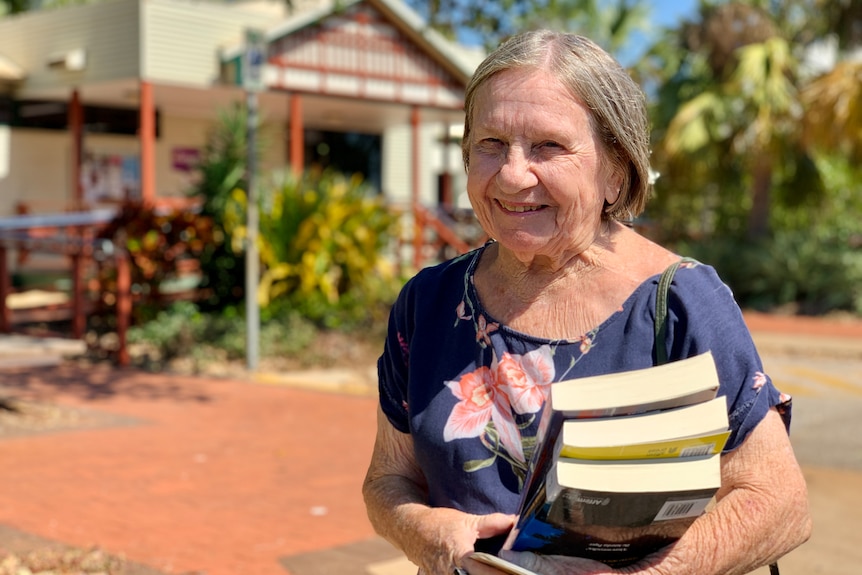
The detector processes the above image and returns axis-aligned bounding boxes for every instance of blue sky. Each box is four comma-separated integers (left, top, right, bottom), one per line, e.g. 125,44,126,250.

616,0,698,65
457,0,701,59
651,0,698,26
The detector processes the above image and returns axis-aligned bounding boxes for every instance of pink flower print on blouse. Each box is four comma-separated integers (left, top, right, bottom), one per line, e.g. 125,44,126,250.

444,365,525,463
475,314,499,348
752,371,768,390
578,334,594,355
496,346,555,415
397,332,409,361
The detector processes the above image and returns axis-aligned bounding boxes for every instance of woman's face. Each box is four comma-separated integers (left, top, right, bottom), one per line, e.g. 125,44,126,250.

466,67,621,263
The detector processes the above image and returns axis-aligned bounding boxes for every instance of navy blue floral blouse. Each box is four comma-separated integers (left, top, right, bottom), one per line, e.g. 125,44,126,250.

377,245,788,520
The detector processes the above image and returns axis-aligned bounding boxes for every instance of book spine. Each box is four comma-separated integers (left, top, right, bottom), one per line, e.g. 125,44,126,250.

558,431,731,460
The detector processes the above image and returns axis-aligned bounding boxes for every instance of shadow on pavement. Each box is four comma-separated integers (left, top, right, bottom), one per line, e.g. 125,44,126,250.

0,363,214,404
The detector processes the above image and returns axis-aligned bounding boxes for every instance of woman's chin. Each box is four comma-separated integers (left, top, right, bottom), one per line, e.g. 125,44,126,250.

493,235,555,259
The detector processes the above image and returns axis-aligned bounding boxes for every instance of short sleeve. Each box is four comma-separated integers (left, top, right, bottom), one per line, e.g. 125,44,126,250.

663,262,786,452
377,280,414,433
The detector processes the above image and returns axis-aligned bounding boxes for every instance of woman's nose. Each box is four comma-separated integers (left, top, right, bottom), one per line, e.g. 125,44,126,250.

496,147,538,192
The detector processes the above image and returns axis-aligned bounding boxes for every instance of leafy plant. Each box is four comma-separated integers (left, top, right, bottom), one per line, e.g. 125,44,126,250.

676,230,862,315
96,204,214,325
188,106,251,310
126,300,357,371
226,168,402,330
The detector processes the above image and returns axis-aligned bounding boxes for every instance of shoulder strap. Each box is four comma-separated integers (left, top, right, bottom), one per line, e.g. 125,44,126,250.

654,259,681,366
654,257,695,366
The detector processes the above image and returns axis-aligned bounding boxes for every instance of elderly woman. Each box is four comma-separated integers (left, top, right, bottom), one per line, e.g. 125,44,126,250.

363,30,810,575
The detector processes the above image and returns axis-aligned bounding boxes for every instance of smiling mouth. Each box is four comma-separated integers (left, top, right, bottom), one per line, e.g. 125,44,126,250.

498,200,545,213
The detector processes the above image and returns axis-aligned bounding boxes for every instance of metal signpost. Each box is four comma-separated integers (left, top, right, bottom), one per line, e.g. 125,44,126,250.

243,28,265,371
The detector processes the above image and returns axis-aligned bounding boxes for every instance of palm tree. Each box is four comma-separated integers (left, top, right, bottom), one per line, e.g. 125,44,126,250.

802,58,862,162
655,3,811,240
516,0,649,55
0,0,29,14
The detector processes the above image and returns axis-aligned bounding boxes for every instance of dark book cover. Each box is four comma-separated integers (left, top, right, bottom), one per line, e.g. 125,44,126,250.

507,483,715,566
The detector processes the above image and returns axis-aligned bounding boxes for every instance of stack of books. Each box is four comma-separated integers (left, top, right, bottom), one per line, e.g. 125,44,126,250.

473,351,729,575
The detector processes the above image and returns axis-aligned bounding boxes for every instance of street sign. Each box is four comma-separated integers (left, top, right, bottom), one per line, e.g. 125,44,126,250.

243,28,266,93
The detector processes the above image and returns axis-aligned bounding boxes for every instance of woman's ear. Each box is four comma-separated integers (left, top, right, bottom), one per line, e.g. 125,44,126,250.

605,172,624,206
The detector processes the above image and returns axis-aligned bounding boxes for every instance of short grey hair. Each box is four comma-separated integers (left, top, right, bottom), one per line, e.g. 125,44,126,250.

462,30,652,220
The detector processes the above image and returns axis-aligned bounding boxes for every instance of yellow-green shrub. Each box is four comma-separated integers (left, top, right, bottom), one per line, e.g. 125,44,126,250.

227,169,402,328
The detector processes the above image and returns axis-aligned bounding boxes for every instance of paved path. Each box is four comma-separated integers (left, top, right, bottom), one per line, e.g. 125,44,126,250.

0,312,859,575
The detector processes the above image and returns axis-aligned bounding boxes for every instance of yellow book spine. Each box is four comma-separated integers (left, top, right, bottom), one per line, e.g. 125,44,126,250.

559,430,731,460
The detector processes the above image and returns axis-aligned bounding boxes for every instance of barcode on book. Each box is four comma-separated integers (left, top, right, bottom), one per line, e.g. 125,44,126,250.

679,444,715,457
654,497,713,521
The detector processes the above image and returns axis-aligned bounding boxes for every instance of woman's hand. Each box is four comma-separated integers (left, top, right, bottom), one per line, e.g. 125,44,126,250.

463,550,618,575
405,508,514,574
364,407,516,574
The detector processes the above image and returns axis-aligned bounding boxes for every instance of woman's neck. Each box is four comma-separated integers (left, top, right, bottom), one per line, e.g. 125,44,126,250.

483,222,620,301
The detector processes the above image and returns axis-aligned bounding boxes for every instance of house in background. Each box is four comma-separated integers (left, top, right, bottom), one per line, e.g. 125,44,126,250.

0,0,485,268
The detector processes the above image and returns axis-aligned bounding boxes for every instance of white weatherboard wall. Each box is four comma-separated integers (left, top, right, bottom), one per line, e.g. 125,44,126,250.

0,130,69,215
155,110,287,199
142,0,273,87
382,122,445,206
0,0,141,98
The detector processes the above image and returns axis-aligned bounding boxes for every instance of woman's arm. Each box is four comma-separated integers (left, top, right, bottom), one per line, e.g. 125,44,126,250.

501,407,811,575
363,406,515,574
661,407,812,575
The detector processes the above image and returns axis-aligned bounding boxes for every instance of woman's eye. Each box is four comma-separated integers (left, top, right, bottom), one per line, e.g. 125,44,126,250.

475,138,505,151
538,141,563,150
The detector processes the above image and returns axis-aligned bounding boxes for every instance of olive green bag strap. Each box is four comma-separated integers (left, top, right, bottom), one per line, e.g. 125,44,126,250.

654,258,691,366
654,257,781,575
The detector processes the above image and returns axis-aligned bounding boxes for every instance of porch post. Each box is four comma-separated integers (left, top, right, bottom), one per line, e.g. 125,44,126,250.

71,250,85,339
68,90,87,337
411,106,422,269
115,249,131,366
69,89,84,209
139,80,156,204
289,93,304,174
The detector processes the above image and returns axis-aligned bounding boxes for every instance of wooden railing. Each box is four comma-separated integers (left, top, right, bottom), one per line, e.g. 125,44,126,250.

412,204,487,269
0,209,133,365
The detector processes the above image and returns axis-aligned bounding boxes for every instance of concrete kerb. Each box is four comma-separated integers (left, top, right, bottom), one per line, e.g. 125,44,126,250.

253,365,379,396
0,334,86,358
0,334,87,370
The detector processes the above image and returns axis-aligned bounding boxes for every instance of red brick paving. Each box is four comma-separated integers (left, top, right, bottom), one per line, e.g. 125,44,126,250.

0,363,382,575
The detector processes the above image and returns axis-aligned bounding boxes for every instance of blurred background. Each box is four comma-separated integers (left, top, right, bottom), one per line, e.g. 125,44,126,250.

0,2,860,575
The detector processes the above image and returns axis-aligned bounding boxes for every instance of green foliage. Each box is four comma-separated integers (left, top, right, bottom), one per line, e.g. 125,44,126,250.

194,107,248,218
516,0,649,55
148,108,403,369
188,106,249,310
0,0,28,14
127,301,203,361
127,301,321,368
677,231,862,315
406,0,651,54
96,204,214,325
670,152,862,315
226,169,403,331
